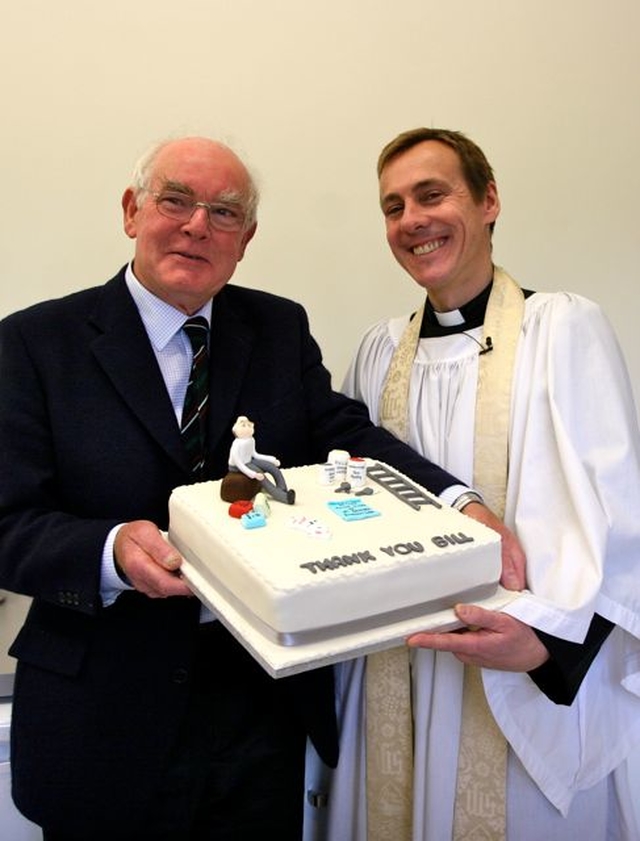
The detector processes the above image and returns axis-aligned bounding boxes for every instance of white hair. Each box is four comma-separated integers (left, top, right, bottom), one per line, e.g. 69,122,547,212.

129,136,259,229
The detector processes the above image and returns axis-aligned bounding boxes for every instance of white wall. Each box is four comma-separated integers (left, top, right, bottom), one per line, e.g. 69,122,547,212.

2,0,639,406
1,1,639,825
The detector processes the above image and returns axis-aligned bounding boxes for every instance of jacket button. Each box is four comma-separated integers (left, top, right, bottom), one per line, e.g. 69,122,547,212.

172,668,189,684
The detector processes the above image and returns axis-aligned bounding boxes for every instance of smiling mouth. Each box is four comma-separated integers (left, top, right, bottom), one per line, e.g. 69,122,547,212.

173,251,207,263
412,238,446,256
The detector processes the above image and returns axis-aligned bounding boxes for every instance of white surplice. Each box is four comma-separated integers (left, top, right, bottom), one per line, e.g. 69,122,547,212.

317,290,640,840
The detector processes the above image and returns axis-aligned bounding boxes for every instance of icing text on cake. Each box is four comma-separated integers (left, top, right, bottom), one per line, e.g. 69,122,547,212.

299,532,476,575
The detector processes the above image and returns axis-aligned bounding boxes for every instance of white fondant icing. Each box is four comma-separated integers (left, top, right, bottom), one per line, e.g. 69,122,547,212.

168,462,501,641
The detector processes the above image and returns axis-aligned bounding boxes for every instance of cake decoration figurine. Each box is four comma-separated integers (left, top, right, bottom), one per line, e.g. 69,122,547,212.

252,492,272,518
223,415,296,505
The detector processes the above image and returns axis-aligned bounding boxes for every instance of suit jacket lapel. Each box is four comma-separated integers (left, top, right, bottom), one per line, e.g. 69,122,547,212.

88,272,189,473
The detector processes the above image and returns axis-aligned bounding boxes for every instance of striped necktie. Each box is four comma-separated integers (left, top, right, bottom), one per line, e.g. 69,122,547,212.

181,316,209,479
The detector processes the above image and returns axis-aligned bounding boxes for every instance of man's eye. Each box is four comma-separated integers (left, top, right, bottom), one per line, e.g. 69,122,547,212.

212,204,240,219
161,194,190,209
421,191,443,204
384,204,403,217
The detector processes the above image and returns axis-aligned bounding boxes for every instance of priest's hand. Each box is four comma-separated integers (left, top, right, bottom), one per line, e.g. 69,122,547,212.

460,501,526,591
114,520,193,599
407,603,549,672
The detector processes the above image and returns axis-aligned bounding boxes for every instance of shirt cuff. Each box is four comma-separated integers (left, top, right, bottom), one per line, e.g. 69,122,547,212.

100,524,134,607
440,484,482,509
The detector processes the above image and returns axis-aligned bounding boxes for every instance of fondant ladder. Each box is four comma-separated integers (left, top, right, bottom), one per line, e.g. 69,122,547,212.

366,463,441,512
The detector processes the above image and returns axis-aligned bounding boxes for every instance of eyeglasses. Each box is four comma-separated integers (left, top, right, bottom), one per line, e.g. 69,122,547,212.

151,190,247,232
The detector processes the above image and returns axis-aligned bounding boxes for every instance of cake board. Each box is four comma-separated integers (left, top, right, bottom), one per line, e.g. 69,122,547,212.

180,559,520,679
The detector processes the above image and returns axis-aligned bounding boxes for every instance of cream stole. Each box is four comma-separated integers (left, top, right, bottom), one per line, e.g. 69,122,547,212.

367,267,524,840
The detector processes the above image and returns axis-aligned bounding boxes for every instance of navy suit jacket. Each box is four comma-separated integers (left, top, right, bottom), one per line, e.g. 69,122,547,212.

0,268,461,835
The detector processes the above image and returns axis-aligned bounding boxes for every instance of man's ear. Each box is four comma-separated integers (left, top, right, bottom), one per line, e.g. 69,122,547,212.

122,188,139,239
484,181,501,227
237,221,258,262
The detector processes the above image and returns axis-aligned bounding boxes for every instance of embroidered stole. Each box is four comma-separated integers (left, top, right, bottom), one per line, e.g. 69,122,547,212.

368,267,524,840
366,291,424,841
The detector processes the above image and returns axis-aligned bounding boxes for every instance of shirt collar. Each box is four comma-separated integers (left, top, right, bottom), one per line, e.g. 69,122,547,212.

125,263,212,351
420,281,493,337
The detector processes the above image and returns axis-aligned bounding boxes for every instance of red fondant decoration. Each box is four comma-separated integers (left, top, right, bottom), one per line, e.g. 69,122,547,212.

229,499,254,519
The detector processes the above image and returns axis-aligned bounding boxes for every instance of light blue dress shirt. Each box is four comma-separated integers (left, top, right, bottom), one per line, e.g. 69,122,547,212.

100,264,211,606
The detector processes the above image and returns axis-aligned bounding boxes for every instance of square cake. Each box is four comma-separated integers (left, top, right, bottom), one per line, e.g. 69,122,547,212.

169,462,501,645
169,460,501,647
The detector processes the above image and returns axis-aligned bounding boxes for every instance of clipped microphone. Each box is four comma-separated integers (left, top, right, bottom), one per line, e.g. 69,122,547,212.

462,332,494,355
479,336,493,355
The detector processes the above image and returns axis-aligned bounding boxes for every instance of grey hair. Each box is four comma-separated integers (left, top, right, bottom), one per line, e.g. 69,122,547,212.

129,137,260,229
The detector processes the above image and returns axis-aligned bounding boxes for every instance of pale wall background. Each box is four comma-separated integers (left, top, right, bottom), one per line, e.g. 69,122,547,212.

1,1,640,827
1,0,639,406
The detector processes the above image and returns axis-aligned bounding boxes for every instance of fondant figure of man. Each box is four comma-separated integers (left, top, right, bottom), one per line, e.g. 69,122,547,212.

228,415,295,504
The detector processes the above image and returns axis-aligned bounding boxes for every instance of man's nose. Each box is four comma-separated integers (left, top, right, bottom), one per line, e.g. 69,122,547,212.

400,200,429,231
183,205,211,237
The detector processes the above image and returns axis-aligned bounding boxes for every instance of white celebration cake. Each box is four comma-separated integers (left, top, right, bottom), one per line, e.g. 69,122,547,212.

169,459,502,647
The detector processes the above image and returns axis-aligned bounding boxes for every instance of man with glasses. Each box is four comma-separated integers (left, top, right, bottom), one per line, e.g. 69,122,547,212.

0,136,523,841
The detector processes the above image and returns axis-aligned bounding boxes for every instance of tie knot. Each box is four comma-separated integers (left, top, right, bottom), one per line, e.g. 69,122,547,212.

182,316,209,351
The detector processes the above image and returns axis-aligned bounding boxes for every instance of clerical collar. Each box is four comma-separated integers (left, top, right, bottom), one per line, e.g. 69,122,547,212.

419,282,493,338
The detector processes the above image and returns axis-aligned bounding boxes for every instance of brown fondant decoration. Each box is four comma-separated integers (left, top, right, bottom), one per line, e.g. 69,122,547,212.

220,471,260,502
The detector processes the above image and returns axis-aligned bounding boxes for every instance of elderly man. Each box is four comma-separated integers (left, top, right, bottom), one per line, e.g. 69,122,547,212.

0,135,519,841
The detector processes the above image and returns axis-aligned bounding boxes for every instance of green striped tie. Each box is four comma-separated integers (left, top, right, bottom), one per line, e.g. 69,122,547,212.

181,316,209,479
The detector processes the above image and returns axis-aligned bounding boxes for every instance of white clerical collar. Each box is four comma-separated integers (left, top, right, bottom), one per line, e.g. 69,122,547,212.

433,308,466,327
